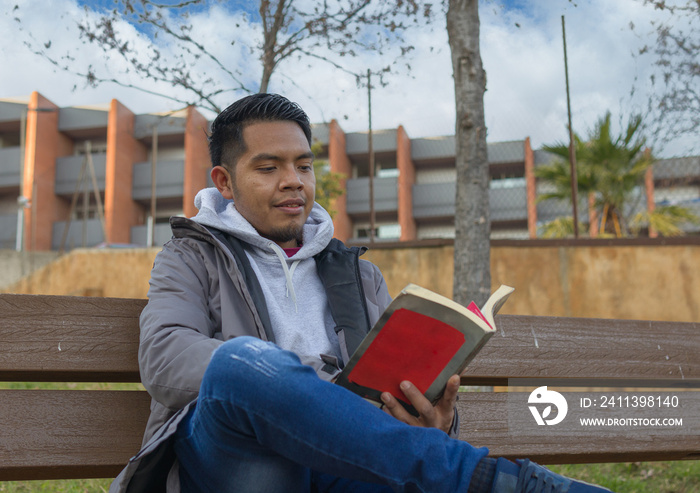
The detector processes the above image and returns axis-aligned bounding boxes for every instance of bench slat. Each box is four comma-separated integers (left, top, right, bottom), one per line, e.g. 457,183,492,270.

0,294,145,382
0,389,151,481
461,315,700,386
3,388,698,482
2,294,697,386
456,392,700,463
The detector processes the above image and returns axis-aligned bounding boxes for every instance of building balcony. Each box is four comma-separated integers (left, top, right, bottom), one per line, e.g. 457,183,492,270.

0,212,18,249
346,176,398,217
413,182,455,220
132,160,185,203
654,156,700,182
412,181,529,222
490,185,528,222
130,222,174,247
51,218,105,250
0,146,21,191
54,154,107,196
58,107,108,138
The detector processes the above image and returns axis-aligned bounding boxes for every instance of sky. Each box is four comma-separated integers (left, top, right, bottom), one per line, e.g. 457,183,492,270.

0,0,692,157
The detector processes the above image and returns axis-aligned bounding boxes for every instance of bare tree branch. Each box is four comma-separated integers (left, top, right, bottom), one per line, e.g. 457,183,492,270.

13,0,436,111
631,0,699,152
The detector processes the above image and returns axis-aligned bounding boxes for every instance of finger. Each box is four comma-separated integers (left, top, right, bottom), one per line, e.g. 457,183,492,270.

399,381,436,423
437,375,461,412
381,391,417,425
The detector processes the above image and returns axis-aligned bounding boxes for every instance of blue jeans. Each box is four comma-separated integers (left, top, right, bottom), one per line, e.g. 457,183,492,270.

174,336,488,492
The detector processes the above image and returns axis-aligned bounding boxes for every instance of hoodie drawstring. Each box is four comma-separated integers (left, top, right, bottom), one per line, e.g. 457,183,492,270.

268,242,301,312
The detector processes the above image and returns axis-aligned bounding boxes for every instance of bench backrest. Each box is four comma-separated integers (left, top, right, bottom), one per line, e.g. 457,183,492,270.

0,293,698,481
0,294,148,481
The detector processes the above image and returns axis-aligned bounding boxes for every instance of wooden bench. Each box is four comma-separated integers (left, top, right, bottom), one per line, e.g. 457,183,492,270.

1,293,698,481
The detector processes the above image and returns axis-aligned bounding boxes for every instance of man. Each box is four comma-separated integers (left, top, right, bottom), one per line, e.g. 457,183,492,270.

111,93,611,493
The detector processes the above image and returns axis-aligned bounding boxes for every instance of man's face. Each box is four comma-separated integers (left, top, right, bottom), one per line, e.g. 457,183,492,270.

226,120,315,248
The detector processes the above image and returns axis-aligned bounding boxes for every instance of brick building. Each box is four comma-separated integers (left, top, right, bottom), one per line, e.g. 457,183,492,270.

1,93,697,251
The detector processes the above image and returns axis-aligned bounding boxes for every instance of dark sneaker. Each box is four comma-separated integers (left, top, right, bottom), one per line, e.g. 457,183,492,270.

491,458,614,492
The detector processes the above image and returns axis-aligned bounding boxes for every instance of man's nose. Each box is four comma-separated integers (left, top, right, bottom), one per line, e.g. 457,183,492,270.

280,165,304,189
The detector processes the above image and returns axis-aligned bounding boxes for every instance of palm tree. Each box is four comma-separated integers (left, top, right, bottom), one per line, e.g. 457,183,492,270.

630,205,700,237
535,132,596,237
536,112,698,237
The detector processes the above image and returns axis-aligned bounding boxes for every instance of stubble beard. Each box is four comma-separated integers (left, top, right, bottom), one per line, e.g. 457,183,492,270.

264,223,304,246
229,174,306,247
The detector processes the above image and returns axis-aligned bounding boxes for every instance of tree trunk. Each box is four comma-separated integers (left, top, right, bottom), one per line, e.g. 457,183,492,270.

259,62,274,93
447,0,491,306
259,0,285,93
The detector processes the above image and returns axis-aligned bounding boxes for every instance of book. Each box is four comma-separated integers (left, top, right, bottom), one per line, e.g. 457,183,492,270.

335,284,514,416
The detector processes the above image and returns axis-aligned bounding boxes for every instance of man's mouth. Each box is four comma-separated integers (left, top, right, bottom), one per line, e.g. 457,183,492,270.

275,199,305,211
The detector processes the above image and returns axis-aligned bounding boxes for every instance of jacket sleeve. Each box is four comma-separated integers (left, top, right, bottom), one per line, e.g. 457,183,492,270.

138,239,224,411
358,259,393,327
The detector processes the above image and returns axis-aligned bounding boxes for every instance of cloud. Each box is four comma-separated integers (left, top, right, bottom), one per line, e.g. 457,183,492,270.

0,0,690,157
477,0,659,148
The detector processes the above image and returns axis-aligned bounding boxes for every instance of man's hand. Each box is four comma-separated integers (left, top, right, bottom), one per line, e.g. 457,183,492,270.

380,374,460,434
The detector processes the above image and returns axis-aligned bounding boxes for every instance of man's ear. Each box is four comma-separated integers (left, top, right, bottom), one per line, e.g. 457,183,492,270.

211,166,234,200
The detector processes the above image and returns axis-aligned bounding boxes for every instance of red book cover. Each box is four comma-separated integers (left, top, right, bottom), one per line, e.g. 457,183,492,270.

334,283,514,416
345,308,465,405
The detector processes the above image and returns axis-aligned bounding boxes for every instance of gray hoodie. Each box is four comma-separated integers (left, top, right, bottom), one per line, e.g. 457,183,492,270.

191,187,343,363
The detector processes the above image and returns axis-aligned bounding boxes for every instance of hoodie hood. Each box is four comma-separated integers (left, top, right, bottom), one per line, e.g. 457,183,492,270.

192,187,334,259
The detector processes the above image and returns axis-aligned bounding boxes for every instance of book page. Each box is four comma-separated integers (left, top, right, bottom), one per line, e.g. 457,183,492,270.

480,285,515,328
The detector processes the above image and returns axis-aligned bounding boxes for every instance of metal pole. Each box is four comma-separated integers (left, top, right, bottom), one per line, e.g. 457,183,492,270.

149,125,159,247
16,200,25,252
367,69,376,243
562,15,579,238
15,110,26,251
31,181,37,252
82,160,89,248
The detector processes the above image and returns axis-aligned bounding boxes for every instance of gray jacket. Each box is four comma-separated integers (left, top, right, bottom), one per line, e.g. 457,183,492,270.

110,216,392,493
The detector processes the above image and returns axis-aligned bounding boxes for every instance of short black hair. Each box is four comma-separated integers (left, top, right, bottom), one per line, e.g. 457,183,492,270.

209,93,312,169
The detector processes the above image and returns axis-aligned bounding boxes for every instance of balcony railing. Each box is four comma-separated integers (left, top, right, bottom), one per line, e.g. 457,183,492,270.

52,218,105,250
130,223,173,247
55,154,107,196
0,147,22,190
346,176,398,216
132,160,185,202
0,213,18,249
413,182,529,222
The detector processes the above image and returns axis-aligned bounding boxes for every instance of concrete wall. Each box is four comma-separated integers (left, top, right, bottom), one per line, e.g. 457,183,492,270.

2,240,699,323
363,240,700,323
2,248,158,298
0,250,60,289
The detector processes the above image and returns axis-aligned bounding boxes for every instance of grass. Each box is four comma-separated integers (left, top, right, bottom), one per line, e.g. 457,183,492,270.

550,461,700,492
0,479,111,492
0,382,144,391
1,461,698,491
